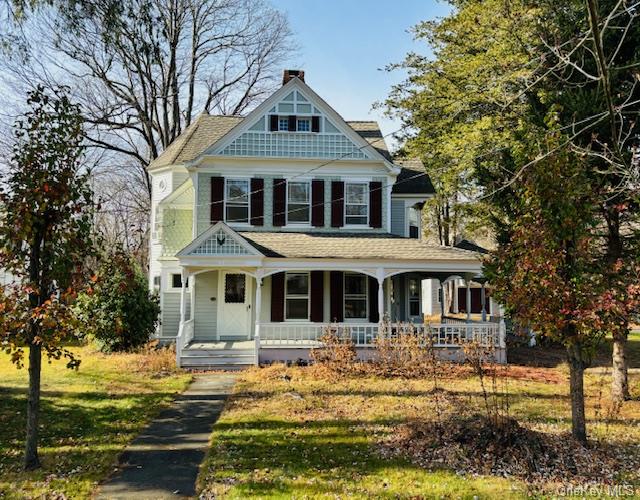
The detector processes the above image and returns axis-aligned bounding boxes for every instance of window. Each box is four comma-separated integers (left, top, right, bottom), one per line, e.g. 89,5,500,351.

278,118,289,131
171,273,189,290
408,207,420,239
225,179,249,223
408,278,421,317
345,183,368,225
297,118,310,132
285,272,309,320
344,273,367,319
153,275,161,292
287,181,310,224
225,274,246,303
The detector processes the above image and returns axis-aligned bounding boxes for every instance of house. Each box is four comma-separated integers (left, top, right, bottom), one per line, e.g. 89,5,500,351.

148,70,505,369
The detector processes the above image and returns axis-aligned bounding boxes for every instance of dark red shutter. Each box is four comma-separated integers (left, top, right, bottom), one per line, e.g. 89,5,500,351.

331,181,344,228
250,178,264,226
369,181,382,228
311,115,320,133
210,176,224,224
457,287,467,313
269,115,278,131
288,115,297,132
272,179,286,227
329,271,343,322
311,179,324,227
368,276,379,322
271,273,285,322
471,288,482,314
310,271,324,322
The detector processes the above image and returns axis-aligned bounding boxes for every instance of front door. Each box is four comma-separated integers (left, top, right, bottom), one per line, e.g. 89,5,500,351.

217,271,252,339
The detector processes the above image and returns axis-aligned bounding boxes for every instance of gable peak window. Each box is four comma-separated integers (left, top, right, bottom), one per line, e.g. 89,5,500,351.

225,178,250,224
287,181,310,224
297,118,310,132
344,182,368,226
278,118,289,131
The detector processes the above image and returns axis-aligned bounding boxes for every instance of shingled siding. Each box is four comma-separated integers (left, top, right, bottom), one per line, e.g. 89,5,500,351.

390,199,405,236
161,208,193,256
196,172,388,236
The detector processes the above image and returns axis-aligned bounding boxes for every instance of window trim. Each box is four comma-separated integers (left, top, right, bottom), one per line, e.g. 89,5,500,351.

278,117,289,131
224,177,251,226
407,277,422,319
296,118,311,132
286,180,311,226
169,273,189,292
284,271,310,321
343,181,369,227
343,272,368,321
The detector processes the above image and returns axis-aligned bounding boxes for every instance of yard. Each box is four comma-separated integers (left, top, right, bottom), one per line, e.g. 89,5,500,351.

0,346,192,499
198,333,640,499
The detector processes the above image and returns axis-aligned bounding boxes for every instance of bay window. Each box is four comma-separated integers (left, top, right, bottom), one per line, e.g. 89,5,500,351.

225,178,249,223
345,182,368,225
285,272,309,320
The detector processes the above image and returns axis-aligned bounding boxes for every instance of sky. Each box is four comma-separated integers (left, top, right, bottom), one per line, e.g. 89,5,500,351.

272,0,452,150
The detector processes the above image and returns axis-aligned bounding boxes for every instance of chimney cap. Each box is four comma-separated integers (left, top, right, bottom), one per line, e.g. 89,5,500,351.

283,69,305,85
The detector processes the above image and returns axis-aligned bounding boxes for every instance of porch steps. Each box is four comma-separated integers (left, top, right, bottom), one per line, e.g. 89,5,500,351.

179,344,255,370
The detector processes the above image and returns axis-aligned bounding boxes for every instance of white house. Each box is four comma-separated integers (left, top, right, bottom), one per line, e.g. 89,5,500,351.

147,70,504,368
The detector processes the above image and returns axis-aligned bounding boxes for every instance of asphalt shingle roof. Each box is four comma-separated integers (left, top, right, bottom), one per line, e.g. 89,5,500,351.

238,231,481,261
392,158,435,195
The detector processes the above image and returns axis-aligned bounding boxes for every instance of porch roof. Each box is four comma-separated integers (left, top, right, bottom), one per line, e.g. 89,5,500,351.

237,231,482,262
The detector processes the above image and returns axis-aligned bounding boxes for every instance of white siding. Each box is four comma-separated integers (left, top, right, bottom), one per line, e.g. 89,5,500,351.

390,199,405,236
161,292,191,339
194,271,218,340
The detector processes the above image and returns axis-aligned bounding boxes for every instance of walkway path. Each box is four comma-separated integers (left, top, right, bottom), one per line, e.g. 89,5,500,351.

97,373,237,499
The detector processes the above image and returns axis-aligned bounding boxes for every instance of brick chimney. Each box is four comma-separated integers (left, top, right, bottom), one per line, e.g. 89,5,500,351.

282,69,305,85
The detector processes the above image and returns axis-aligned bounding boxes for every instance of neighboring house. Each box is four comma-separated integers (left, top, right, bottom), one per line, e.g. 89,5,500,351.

148,70,505,368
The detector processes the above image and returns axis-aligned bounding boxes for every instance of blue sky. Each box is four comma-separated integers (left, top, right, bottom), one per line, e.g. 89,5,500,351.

272,0,451,150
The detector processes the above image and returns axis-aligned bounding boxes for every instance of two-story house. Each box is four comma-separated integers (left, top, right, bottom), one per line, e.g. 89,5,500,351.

148,70,503,369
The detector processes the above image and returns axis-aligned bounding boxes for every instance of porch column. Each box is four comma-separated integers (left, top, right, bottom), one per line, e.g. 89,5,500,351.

179,269,188,325
480,281,487,322
376,268,385,323
465,274,472,323
453,280,459,313
254,277,263,338
439,280,445,320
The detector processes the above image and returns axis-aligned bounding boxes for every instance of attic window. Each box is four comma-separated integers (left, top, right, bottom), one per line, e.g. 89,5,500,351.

297,118,310,132
278,118,289,131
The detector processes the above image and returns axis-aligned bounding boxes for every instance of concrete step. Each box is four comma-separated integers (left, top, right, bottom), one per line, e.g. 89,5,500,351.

180,355,255,365
182,348,255,356
180,363,252,371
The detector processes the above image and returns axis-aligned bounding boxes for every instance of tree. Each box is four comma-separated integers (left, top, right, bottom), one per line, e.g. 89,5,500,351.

0,86,96,469
74,251,160,352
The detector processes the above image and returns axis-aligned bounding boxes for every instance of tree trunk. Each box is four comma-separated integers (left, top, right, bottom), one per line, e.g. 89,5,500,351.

612,329,631,403
24,342,42,470
567,343,588,444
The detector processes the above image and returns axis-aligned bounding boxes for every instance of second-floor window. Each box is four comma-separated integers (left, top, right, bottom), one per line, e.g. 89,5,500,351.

297,118,310,132
278,118,289,131
287,181,310,224
345,182,368,225
225,178,249,224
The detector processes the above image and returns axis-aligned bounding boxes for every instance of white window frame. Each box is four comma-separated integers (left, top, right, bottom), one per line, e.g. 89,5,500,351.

286,180,311,226
224,177,251,226
285,272,310,321
278,117,289,131
169,273,189,292
296,118,311,132
343,272,368,321
344,181,369,227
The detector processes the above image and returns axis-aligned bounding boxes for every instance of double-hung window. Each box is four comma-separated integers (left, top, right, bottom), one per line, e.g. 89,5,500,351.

345,182,368,225
287,181,310,224
285,272,309,320
344,273,367,319
225,178,249,224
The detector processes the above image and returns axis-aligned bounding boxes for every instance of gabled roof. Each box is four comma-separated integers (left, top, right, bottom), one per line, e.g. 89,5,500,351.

149,114,243,169
346,121,391,161
177,222,263,257
454,239,489,254
392,158,435,195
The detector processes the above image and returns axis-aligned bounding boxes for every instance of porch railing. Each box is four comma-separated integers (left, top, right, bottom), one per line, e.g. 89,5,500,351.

175,318,195,367
257,321,504,349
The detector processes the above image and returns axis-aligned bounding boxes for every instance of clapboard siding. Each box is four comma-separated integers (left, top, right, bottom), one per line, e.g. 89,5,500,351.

161,292,191,338
390,199,405,236
194,271,218,340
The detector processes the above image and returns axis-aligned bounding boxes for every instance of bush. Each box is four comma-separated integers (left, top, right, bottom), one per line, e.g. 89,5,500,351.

75,252,160,352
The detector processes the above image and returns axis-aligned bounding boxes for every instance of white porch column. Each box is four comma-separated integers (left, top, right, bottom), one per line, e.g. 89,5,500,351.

376,268,385,323
254,277,263,338
439,280,445,320
465,275,472,323
179,269,188,325
453,280,459,313
480,282,487,322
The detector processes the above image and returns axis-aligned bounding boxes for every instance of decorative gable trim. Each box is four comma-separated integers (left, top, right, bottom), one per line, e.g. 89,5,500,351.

177,222,263,257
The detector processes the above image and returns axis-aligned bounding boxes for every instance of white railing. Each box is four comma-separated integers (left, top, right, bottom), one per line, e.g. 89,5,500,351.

257,321,503,348
175,318,195,367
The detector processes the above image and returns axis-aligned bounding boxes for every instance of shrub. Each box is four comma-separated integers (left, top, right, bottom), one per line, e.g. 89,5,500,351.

309,326,357,375
75,251,160,352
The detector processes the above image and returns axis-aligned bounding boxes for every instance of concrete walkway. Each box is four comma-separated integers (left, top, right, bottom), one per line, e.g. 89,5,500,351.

97,373,237,500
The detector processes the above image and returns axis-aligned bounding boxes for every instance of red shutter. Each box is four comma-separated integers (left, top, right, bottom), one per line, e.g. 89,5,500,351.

331,181,344,228
250,178,264,226
269,115,278,131
369,181,382,228
210,176,224,223
310,271,324,322
272,179,286,227
288,115,297,132
271,273,285,322
311,179,324,227
330,271,344,322
311,115,320,133
368,276,379,322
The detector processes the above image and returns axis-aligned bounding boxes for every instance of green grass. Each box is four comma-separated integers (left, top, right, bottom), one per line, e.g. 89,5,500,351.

0,346,192,499
199,334,640,499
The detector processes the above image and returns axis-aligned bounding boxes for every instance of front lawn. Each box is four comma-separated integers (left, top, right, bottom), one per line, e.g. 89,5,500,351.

0,346,192,499
199,333,640,498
